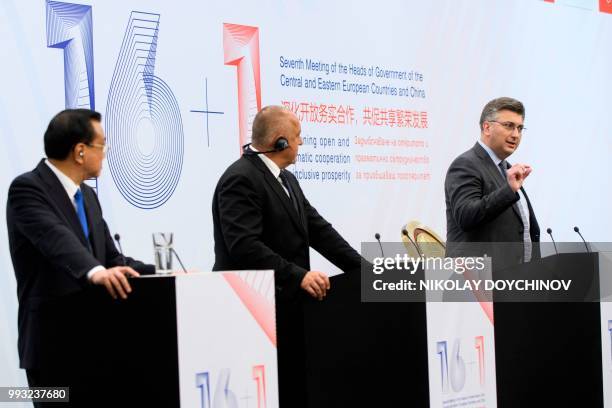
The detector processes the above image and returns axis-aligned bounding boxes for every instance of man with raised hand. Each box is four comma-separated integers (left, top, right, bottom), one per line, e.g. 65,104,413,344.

445,97,540,262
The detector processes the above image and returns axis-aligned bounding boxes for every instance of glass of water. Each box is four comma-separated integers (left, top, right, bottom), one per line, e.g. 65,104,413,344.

152,232,173,274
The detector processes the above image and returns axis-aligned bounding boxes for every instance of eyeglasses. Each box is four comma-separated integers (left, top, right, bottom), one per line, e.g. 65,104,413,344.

487,120,526,133
87,143,109,153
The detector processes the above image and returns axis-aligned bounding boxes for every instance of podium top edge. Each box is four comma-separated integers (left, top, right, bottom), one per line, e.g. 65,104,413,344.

136,269,275,278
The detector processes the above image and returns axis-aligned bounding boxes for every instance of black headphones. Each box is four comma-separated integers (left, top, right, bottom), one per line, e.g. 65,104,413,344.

273,137,289,152
242,137,289,155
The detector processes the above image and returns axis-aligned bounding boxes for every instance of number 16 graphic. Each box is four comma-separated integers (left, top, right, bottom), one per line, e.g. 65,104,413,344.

46,1,184,209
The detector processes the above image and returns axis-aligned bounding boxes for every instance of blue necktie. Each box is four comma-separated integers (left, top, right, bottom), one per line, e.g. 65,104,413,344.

74,189,89,238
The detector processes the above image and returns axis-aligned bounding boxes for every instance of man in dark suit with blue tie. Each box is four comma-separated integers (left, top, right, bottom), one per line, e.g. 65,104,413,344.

445,97,540,262
212,105,361,407
6,109,154,392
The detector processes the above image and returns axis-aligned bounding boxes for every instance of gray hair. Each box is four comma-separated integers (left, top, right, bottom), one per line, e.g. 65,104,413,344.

479,97,525,130
251,105,292,147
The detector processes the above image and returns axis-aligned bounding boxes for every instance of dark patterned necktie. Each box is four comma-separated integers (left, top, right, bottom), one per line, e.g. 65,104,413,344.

279,170,300,215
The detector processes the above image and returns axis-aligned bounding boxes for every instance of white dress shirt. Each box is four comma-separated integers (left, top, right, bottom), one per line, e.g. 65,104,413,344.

249,146,290,197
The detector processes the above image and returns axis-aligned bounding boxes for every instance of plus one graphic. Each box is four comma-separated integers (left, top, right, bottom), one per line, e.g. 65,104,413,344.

223,23,261,155
196,366,267,408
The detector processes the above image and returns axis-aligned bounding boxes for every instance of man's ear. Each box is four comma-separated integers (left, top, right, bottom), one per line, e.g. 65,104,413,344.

73,143,86,163
482,122,491,136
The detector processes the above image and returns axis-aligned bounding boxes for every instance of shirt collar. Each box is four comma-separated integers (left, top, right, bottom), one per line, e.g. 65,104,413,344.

250,145,282,179
45,159,80,204
478,140,504,166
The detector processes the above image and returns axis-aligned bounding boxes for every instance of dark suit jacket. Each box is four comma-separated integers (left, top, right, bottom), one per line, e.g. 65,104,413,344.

445,143,540,259
6,160,153,369
212,154,361,303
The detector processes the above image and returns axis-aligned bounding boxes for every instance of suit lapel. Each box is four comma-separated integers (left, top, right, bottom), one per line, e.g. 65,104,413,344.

35,160,91,247
521,187,534,217
473,143,505,185
244,155,307,237
472,144,523,222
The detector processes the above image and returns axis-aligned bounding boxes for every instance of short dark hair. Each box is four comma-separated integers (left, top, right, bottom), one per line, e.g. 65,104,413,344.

44,109,102,160
479,97,525,130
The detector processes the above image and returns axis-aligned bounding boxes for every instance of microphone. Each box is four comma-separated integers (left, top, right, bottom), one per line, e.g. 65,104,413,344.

156,233,189,274
573,226,590,253
113,233,127,266
402,228,423,258
374,233,385,258
546,228,559,255
170,247,188,274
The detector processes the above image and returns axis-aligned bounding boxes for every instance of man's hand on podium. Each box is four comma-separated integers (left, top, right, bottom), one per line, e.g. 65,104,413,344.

91,266,140,299
301,271,331,301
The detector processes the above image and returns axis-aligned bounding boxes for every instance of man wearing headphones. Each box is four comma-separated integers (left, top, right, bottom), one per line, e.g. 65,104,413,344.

212,105,361,407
